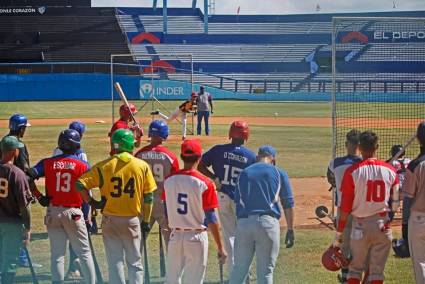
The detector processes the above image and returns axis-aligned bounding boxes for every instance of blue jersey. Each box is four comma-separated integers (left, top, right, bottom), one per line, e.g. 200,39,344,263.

235,162,294,219
201,143,256,200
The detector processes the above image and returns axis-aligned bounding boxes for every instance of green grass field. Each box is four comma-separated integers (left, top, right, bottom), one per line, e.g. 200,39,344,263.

0,101,417,283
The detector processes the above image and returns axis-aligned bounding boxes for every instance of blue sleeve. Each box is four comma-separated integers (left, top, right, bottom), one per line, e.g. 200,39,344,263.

204,209,218,224
32,159,46,178
279,169,294,209
201,147,215,167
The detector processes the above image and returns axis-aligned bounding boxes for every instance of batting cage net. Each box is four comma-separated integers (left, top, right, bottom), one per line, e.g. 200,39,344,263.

332,17,425,160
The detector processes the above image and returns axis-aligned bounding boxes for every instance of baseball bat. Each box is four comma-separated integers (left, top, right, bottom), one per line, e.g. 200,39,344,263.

142,231,151,284
88,233,104,284
23,247,39,284
219,263,224,284
159,228,166,277
114,82,141,128
389,133,417,164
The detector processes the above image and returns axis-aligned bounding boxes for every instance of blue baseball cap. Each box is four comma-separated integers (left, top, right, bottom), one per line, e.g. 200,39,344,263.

258,145,276,158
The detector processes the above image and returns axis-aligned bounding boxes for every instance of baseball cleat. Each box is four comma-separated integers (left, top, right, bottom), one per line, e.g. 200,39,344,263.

150,110,160,115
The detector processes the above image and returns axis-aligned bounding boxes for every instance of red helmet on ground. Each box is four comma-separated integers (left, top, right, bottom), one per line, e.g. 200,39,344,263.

322,246,350,271
191,92,198,99
119,103,137,119
229,121,249,141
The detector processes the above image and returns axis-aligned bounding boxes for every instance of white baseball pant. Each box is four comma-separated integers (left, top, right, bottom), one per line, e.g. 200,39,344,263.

158,108,188,138
45,206,96,284
102,215,143,284
409,211,425,283
165,230,208,284
218,192,237,274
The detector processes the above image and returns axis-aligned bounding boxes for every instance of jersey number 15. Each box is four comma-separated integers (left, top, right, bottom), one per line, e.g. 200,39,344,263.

222,165,242,186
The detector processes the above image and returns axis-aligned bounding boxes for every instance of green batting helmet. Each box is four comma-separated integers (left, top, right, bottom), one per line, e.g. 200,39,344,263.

111,129,134,153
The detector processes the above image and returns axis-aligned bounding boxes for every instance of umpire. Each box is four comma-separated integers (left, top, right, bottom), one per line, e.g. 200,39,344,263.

230,145,295,284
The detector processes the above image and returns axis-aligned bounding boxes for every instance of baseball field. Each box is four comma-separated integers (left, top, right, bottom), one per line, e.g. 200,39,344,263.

0,100,415,283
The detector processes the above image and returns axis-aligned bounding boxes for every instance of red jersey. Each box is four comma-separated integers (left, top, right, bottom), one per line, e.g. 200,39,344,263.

163,169,218,230
340,158,398,218
135,144,179,196
109,119,129,137
32,154,89,207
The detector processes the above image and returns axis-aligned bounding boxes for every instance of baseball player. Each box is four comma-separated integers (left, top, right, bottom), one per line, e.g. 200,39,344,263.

77,128,157,284
3,113,44,268
52,121,93,280
163,139,227,284
335,130,399,284
109,103,143,153
135,120,179,246
403,121,425,283
230,145,295,284
151,92,198,140
196,86,213,136
326,129,362,283
198,121,256,276
30,129,96,284
0,136,32,283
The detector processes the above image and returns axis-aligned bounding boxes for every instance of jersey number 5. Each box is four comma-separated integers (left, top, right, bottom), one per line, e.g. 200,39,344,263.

177,193,188,215
110,177,135,198
366,180,385,202
0,178,8,198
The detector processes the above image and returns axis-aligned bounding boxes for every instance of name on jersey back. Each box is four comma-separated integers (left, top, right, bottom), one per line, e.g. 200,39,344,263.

224,152,248,163
139,152,165,160
53,161,76,170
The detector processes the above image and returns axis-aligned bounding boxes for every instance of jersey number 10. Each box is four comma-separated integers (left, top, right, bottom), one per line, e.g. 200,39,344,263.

366,180,386,202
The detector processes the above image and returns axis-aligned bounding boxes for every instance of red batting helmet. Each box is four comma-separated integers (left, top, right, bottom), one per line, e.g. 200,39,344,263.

321,246,350,271
191,92,198,99
119,104,137,119
229,121,249,141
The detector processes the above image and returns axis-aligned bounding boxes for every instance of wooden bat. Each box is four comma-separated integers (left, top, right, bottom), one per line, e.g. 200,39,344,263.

23,247,39,284
389,133,417,164
88,233,104,284
142,231,150,284
219,262,224,284
114,82,140,128
159,229,166,277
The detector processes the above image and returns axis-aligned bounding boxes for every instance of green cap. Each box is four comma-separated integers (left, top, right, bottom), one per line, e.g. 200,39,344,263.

111,129,134,153
1,136,24,153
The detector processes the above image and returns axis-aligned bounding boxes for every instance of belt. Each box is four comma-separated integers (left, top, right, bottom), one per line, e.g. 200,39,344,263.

174,228,207,232
51,205,81,209
240,213,276,219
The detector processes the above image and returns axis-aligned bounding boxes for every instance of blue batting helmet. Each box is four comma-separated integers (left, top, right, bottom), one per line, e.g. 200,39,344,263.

58,129,81,153
148,120,169,140
9,113,31,131
69,121,86,137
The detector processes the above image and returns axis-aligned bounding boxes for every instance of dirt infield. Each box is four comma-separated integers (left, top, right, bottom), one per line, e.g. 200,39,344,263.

0,116,331,127
1,116,420,129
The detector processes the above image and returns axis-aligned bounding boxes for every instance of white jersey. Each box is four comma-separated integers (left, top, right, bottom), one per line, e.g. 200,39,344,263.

163,169,218,230
340,158,398,218
328,155,362,207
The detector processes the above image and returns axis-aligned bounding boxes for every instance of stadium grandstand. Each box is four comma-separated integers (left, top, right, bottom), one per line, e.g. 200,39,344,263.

0,0,424,99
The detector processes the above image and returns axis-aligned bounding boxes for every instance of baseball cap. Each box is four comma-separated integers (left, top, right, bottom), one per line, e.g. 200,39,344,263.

1,136,24,152
258,145,277,158
181,139,202,157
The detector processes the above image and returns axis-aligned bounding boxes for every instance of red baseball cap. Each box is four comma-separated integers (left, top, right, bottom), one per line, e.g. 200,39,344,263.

181,139,202,157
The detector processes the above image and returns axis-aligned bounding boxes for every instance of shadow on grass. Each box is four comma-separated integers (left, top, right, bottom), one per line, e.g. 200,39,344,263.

15,272,50,282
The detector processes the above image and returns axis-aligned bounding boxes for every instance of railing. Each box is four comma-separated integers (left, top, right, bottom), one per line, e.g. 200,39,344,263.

0,61,424,94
